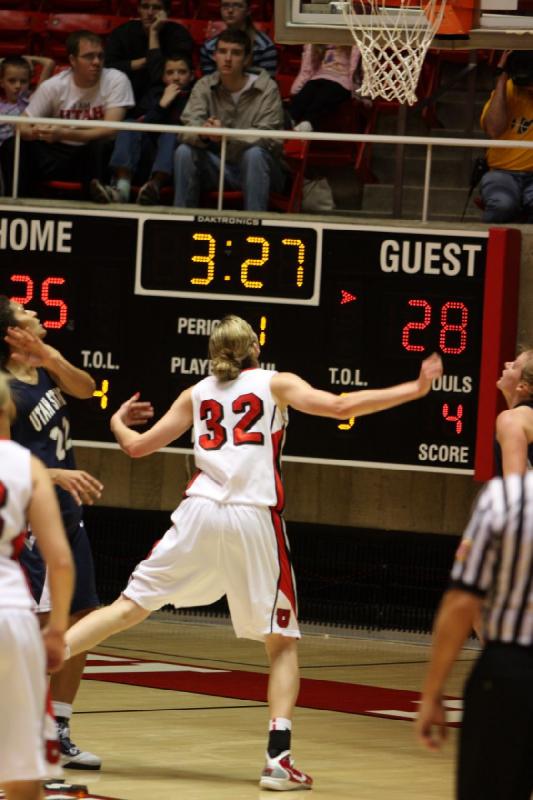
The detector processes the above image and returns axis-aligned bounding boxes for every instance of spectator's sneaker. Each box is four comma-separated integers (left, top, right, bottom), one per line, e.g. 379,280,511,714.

89,178,121,204
137,180,161,205
57,718,102,770
259,751,313,791
293,120,313,133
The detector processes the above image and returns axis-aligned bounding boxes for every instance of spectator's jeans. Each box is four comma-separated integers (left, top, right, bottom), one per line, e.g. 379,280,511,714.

110,130,177,181
480,168,533,223
173,143,284,211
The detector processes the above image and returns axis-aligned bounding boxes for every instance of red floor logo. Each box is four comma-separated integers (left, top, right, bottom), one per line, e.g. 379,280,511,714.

83,653,461,726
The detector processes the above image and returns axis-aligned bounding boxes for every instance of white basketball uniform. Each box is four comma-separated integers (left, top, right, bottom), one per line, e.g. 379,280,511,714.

0,440,61,783
125,368,300,641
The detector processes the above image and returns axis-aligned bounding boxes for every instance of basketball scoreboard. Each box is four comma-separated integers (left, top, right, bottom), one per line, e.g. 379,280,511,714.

0,206,520,478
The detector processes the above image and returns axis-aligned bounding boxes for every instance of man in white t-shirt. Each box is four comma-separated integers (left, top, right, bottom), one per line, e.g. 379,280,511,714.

3,30,134,198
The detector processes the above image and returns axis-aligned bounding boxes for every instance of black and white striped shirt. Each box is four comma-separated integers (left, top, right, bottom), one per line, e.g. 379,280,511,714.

450,473,533,646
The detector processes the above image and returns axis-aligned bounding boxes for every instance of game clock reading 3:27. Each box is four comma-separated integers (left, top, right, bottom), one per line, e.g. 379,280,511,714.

0,207,520,479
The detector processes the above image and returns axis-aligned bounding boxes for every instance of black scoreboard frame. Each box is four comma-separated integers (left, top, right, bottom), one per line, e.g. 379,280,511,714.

0,205,521,480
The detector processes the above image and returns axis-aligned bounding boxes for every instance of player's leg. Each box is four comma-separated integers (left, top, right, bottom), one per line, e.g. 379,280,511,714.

66,596,150,658
1,780,43,800
0,611,54,798
68,498,226,658
48,521,102,770
222,505,312,791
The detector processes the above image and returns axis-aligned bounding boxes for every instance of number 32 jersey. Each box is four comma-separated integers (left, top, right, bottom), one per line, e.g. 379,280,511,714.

187,368,288,510
10,368,81,533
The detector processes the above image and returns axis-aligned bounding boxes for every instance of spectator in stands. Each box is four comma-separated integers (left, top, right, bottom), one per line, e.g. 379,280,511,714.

0,55,55,194
105,0,194,105
200,0,277,77
287,44,359,133
2,31,135,200
480,49,533,223
91,52,194,205
174,29,284,212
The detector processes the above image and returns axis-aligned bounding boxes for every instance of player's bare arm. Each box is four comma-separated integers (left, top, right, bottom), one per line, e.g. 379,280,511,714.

416,589,481,752
28,456,74,672
5,326,95,398
496,407,533,476
111,388,193,458
272,353,443,420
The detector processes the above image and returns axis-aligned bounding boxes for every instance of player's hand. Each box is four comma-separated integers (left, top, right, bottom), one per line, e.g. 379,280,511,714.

160,82,181,108
114,392,155,427
42,627,66,673
497,49,512,72
415,694,448,751
417,353,443,396
5,326,51,367
50,468,103,506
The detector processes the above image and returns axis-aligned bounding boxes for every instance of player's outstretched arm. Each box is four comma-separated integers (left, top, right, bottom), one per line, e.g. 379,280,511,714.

28,456,74,673
5,326,95,398
272,353,443,420
111,388,193,458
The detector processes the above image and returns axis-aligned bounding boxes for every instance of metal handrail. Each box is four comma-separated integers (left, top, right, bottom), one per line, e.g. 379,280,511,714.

0,113,521,222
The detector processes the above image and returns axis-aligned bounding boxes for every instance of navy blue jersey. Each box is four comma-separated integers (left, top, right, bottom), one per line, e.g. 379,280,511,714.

494,399,533,476
10,367,82,534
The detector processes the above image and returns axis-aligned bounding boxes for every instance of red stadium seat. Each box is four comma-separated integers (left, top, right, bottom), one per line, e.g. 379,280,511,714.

116,0,191,15
0,10,36,57
41,13,116,61
39,0,117,11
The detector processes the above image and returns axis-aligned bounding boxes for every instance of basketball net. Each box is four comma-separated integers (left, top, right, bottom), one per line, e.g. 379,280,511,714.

338,0,447,105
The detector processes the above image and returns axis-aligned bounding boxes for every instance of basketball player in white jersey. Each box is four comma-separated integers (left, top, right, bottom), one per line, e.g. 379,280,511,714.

0,373,74,800
65,314,443,791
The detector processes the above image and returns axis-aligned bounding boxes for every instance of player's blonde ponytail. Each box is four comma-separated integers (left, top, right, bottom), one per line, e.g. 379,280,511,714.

209,315,259,382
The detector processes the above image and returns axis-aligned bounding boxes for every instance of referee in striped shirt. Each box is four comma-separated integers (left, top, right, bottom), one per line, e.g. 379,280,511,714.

416,473,533,799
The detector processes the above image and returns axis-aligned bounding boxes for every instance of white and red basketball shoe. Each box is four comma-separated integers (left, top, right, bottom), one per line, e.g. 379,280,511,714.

259,750,313,791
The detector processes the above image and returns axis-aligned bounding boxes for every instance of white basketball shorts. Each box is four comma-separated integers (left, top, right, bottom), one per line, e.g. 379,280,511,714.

0,609,61,782
124,497,300,642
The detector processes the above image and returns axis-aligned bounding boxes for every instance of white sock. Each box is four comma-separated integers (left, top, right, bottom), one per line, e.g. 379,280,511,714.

53,701,72,721
269,717,292,731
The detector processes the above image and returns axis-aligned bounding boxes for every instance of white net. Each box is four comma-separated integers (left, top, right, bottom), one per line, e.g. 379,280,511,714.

336,0,447,105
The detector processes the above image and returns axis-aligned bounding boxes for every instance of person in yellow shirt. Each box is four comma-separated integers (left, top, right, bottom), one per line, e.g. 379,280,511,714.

480,50,533,222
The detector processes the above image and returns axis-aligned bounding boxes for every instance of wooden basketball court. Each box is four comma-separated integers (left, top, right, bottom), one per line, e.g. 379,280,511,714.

67,615,478,799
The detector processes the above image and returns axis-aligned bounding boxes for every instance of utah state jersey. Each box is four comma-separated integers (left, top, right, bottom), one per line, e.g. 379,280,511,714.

10,367,81,534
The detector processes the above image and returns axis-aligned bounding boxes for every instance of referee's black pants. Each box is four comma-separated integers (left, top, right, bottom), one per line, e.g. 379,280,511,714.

458,642,533,800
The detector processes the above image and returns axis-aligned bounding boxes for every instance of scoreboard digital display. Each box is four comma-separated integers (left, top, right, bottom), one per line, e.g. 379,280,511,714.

0,206,520,479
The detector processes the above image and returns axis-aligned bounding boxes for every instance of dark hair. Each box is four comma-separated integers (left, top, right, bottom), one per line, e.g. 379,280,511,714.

164,52,193,72
66,30,103,58
139,0,171,11
0,296,16,371
0,56,31,79
215,28,251,57
506,51,533,87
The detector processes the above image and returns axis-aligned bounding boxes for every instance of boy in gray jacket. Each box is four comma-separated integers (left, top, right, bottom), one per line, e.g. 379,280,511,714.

173,29,285,212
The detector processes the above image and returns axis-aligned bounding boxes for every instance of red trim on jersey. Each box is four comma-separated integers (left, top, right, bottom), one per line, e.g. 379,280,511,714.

270,509,297,614
10,530,25,561
270,429,285,513
184,469,202,498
